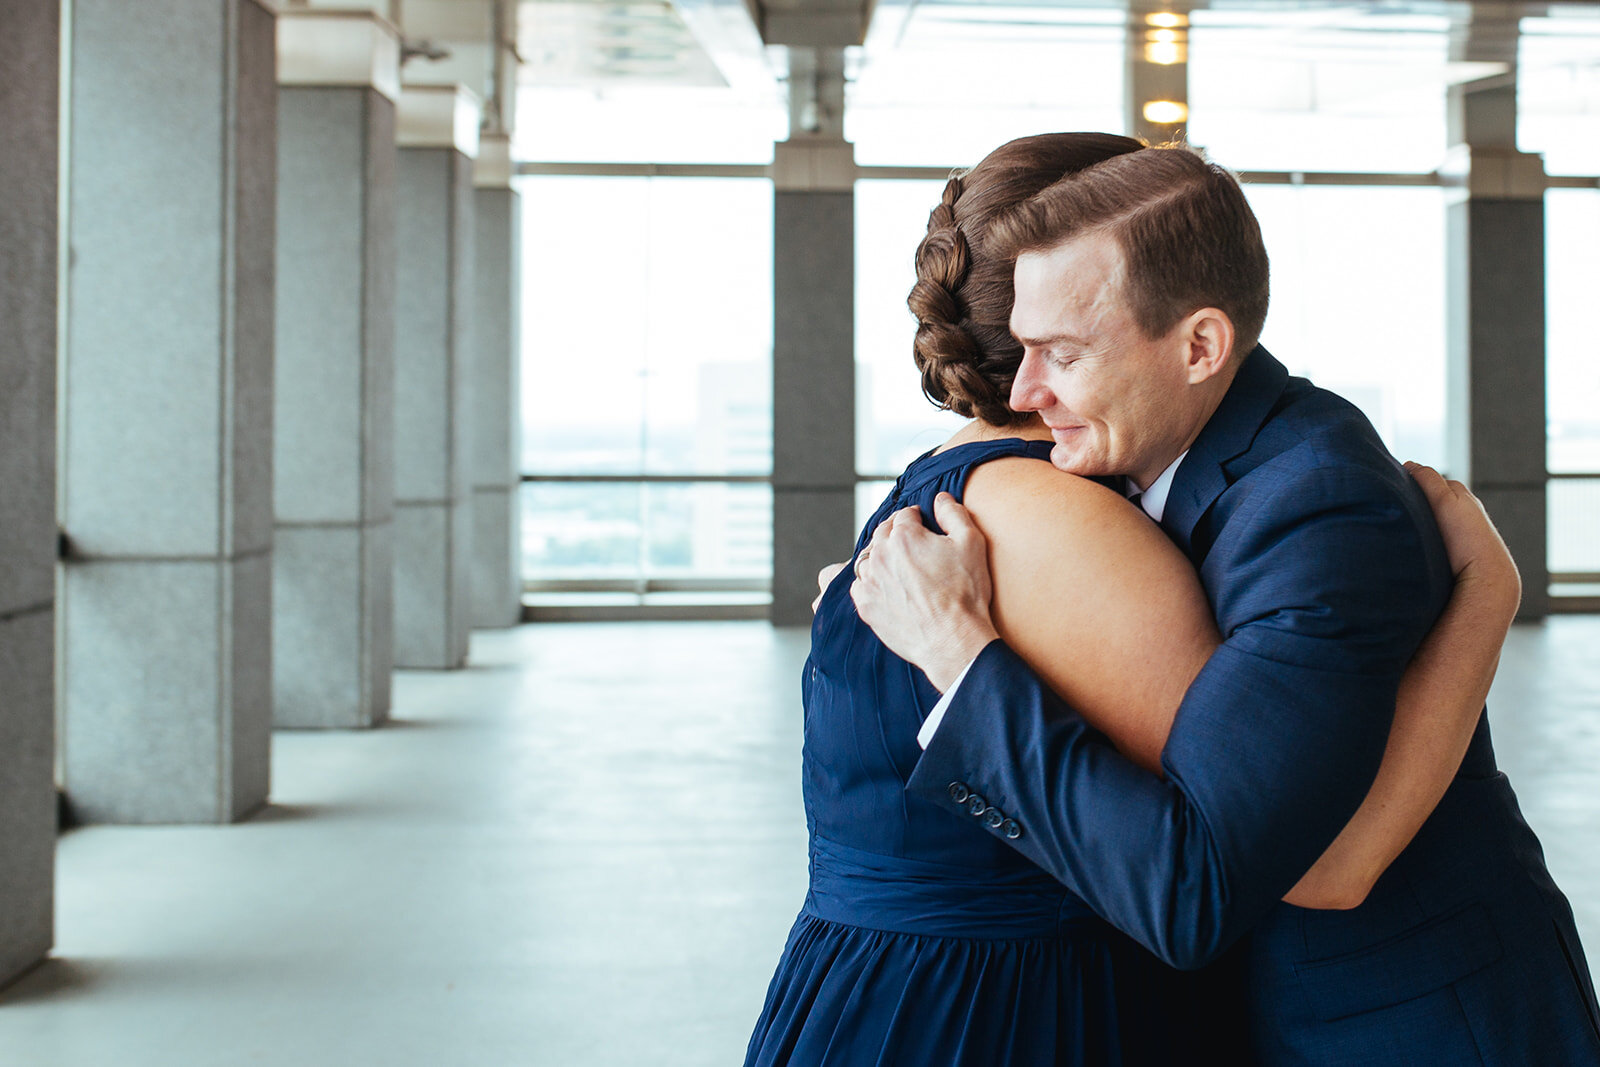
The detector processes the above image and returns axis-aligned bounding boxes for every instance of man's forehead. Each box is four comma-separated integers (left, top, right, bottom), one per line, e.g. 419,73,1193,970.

1012,232,1128,329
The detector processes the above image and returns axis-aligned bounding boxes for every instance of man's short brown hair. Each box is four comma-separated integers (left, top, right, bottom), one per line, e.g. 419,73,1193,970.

993,146,1270,356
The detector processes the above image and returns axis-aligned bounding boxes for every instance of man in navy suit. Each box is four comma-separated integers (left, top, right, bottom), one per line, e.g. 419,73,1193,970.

852,146,1600,1063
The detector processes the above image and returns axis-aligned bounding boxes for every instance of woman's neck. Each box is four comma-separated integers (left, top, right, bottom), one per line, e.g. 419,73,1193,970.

935,413,1050,453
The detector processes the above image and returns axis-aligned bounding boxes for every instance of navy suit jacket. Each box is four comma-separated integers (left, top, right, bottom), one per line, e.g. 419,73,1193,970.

908,347,1600,1063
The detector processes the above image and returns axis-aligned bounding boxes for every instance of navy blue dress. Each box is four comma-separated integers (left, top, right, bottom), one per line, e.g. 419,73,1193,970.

746,439,1215,1066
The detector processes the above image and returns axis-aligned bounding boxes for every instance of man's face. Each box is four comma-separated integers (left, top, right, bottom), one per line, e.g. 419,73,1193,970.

1008,231,1197,489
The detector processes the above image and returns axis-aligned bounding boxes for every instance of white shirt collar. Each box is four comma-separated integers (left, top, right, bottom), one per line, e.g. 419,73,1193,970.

1125,451,1188,522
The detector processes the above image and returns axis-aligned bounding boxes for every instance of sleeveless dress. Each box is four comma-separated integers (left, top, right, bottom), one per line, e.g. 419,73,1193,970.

744,438,1199,1066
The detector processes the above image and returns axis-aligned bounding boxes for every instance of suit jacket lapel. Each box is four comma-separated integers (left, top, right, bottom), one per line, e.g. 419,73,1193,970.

1162,345,1289,558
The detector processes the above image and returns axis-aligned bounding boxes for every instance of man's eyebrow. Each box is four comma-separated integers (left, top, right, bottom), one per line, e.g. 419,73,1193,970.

1012,329,1091,348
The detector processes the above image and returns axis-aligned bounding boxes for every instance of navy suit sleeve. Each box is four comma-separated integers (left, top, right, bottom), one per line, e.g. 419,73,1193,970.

906,463,1447,969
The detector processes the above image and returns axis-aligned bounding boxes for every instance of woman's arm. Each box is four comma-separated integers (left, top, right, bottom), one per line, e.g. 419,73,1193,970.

962,458,1218,773
1283,464,1521,909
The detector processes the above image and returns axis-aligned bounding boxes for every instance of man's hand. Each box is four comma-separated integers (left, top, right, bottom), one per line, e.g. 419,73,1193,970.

850,492,1000,691
813,561,846,613
1404,462,1522,618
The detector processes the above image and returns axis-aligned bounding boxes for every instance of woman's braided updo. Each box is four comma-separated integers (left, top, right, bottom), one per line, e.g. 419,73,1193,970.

907,132,1145,427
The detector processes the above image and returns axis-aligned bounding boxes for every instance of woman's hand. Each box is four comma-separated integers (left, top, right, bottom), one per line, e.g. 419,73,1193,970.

1403,462,1521,617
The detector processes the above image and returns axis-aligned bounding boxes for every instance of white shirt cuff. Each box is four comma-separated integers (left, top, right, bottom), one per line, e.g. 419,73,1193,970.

917,658,976,749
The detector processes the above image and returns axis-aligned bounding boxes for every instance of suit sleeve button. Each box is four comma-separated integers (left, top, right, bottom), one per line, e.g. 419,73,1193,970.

965,794,988,816
947,782,970,804
1002,820,1021,839
983,808,1005,829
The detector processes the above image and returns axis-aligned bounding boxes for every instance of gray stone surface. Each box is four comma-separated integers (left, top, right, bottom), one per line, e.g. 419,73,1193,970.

471,186,521,628
62,558,270,824
0,0,60,617
60,0,275,822
277,88,370,524
394,502,470,668
65,0,274,558
394,145,473,665
1458,199,1547,486
274,84,397,727
472,487,518,628
270,523,391,728
1478,486,1550,618
0,0,59,988
1446,196,1549,618
772,489,855,627
274,526,385,729
395,148,473,503
773,191,855,488
772,191,855,623
0,609,54,986
227,550,274,820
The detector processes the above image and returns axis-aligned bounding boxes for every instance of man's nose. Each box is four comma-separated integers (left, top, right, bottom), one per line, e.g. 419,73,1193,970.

1010,351,1048,412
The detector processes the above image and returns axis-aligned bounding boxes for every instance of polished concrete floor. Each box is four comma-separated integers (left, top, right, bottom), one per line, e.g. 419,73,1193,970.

0,617,1595,1065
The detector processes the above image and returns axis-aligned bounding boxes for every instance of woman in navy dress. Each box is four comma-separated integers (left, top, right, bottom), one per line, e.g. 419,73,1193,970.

745,133,1522,1065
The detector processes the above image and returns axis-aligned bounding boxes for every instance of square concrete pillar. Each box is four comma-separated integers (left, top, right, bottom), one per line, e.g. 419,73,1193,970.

60,0,276,822
273,10,400,727
772,138,857,625
394,85,479,667
471,134,523,630
1443,75,1550,618
0,0,60,985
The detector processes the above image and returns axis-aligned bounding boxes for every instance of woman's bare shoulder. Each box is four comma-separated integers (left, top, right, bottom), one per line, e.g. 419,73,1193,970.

959,456,1150,550
957,456,1216,772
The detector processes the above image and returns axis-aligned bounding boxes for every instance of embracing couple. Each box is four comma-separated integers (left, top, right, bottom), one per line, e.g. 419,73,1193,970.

743,133,1600,1065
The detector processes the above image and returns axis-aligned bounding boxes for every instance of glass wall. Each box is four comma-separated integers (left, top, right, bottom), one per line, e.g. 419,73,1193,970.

518,176,774,601
1520,12,1600,177
1244,184,1448,468
849,3,1124,167
1546,188,1600,577
512,2,1600,607
854,178,965,486
1188,11,1459,174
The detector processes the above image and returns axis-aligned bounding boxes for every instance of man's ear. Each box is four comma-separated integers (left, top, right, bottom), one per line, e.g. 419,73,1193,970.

1180,307,1235,385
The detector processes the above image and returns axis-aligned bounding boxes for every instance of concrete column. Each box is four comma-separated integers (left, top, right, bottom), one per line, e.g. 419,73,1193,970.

60,0,276,823
0,0,59,984
1444,35,1548,618
470,134,522,629
1125,5,1191,143
394,85,478,667
272,10,400,727
771,48,856,626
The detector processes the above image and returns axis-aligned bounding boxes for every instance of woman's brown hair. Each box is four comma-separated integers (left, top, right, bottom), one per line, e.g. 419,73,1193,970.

908,132,1144,426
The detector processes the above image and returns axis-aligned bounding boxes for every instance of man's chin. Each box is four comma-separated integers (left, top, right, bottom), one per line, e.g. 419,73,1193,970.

1049,443,1105,477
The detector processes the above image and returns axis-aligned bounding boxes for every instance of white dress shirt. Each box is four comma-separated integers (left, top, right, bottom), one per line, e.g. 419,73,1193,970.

915,451,1190,749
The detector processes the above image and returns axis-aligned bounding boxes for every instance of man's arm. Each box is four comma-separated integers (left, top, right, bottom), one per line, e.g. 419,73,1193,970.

867,463,1444,969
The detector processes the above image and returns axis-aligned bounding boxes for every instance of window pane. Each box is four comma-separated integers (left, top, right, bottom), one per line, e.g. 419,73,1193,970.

522,483,643,579
515,88,786,165
1519,13,1600,178
849,3,1125,167
1547,189,1600,474
1550,479,1600,574
519,176,773,476
512,2,783,165
521,482,772,582
1190,12,1455,173
855,179,966,476
1244,184,1447,467
856,480,896,536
